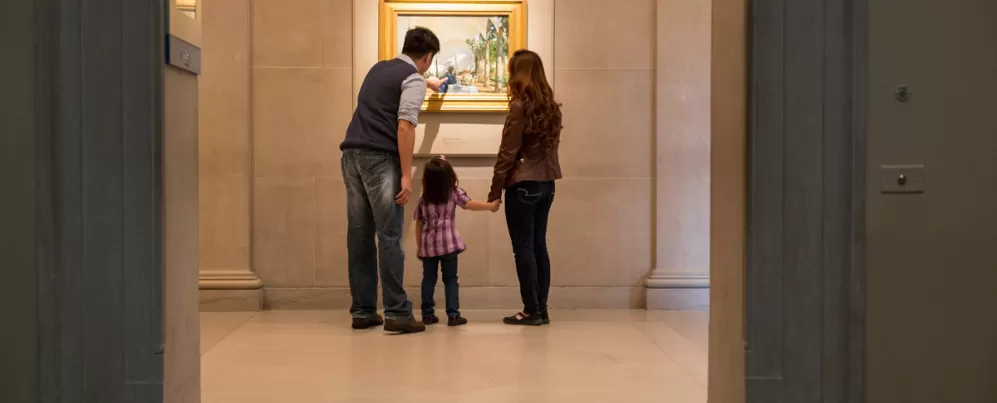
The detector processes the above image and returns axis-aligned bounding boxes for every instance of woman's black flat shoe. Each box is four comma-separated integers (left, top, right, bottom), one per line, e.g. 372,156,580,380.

503,312,543,326
540,311,550,325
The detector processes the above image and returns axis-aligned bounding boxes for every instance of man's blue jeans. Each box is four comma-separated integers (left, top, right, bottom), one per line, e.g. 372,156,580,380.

341,149,412,320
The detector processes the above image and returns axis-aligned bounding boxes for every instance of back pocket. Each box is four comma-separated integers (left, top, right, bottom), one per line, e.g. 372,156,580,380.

516,187,544,205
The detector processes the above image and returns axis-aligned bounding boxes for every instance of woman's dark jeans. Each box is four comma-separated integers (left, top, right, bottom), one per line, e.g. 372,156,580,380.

504,181,555,315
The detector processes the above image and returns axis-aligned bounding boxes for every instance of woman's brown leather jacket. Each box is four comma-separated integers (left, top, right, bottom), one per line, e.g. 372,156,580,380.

488,100,563,201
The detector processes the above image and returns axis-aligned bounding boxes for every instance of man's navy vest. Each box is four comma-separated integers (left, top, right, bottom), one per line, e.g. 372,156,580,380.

340,58,418,154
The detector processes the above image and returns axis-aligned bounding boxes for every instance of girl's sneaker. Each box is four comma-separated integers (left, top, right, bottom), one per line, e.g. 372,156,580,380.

423,315,440,325
447,315,468,327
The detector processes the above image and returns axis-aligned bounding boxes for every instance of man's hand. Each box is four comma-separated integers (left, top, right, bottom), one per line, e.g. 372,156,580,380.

426,77,445,93
396,176,413,205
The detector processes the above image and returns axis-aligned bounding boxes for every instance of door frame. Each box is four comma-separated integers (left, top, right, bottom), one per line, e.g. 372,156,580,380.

710,0,868,401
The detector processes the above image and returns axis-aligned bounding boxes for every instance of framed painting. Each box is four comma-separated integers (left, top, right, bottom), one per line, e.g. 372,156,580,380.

379,0,527,112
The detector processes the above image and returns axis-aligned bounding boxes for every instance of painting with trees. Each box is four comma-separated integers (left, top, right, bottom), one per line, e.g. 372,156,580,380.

379,0,526,112
397,15,511,94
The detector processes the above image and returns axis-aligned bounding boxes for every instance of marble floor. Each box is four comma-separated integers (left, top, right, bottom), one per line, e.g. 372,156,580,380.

200,309,709,403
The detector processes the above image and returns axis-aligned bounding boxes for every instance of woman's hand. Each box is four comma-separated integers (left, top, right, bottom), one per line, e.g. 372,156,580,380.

489,200,502,212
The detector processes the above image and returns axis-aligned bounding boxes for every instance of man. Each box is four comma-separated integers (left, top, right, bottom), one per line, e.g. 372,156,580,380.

340,27,444,333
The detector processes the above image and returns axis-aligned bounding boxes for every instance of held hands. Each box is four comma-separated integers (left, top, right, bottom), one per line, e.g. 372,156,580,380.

488,200,501,213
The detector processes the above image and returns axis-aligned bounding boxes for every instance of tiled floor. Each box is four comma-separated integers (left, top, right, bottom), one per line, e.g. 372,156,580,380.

200,310,709,403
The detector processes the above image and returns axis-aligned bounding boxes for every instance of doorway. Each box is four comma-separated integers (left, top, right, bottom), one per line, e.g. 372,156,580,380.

23,0,873,402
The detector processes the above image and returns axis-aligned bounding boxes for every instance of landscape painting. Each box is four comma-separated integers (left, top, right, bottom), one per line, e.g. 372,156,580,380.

379,0,526,112
397,15,511,94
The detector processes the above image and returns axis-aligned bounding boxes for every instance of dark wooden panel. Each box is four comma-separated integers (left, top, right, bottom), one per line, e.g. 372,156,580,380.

81,0,127,399
38,0,165,401
745,0,786,379
45,0,87,401
121,0,165,384
1,0,40,400
779,0,826,399
746,0,867,401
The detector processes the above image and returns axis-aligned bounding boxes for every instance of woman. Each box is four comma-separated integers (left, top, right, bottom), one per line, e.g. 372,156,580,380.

487,50,563,326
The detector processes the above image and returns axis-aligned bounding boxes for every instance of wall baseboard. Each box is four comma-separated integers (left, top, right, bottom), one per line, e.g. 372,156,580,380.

260,286,647,310
646,288,710,310
645,271,711,310
199,289,262,312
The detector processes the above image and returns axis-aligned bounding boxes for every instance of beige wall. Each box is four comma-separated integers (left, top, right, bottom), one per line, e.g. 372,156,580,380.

199,0,711,309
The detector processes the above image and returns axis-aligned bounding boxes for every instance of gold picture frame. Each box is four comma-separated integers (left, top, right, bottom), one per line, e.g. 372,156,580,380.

379,0,527,112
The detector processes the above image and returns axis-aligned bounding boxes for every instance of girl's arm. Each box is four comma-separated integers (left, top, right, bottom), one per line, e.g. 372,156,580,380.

414,218,425,257
463,199,500,212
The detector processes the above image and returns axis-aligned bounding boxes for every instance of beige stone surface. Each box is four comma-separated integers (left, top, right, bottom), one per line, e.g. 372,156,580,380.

252,176,316,287
251,67,352,177
200,289,262,312
198,0,250,176
322,0,353,68
545,178,654,287
200,310,708,402
653,0,712,275
199,173,251,271
164,67,201,403
554,69,654,178
198,0,252,278
554,0,655,70
251,0,324,67
313,176,350,287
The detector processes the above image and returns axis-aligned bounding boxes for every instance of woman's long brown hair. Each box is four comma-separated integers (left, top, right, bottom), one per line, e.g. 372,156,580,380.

507,49,562,144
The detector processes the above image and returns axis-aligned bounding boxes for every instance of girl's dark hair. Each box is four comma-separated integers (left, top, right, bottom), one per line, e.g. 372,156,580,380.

421,157,458,205
507,49,562,146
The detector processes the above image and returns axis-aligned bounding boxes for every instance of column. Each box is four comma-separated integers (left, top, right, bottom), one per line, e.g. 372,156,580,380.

646,0,712,310
197,0,262,311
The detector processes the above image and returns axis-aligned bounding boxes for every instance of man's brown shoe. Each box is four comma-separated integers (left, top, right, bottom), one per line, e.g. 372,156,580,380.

447,315,468,327
352,315,384,330
383,317,426,334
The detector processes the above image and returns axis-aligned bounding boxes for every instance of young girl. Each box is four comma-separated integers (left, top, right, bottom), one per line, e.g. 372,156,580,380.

415,156,499,326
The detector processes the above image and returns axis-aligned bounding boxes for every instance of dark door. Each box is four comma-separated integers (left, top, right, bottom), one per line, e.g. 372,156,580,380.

865,0,997,401
746,0,867,401
36,0,166,401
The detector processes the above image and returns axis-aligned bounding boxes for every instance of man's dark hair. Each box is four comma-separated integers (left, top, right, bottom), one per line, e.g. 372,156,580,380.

401,27,440,59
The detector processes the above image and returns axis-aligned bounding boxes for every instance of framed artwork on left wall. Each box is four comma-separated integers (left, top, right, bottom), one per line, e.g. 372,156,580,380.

379,0,527,112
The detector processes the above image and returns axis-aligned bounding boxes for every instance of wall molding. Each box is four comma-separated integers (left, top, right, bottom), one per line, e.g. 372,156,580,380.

263,286,646,310
198,270,263,290
646,270,711,289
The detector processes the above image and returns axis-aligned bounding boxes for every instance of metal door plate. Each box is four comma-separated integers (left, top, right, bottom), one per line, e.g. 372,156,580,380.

879,164,925,194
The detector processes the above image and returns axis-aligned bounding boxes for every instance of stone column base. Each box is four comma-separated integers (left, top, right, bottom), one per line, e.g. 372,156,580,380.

645,270,710,310
199,270,263,312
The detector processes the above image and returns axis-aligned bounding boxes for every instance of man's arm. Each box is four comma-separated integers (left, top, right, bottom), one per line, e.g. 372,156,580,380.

426,77,445,93
396,120,416,205
396,73,427,205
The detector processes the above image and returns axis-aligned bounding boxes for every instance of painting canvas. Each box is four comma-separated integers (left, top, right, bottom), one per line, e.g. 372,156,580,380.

397,15,511,95
379,0,526,112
